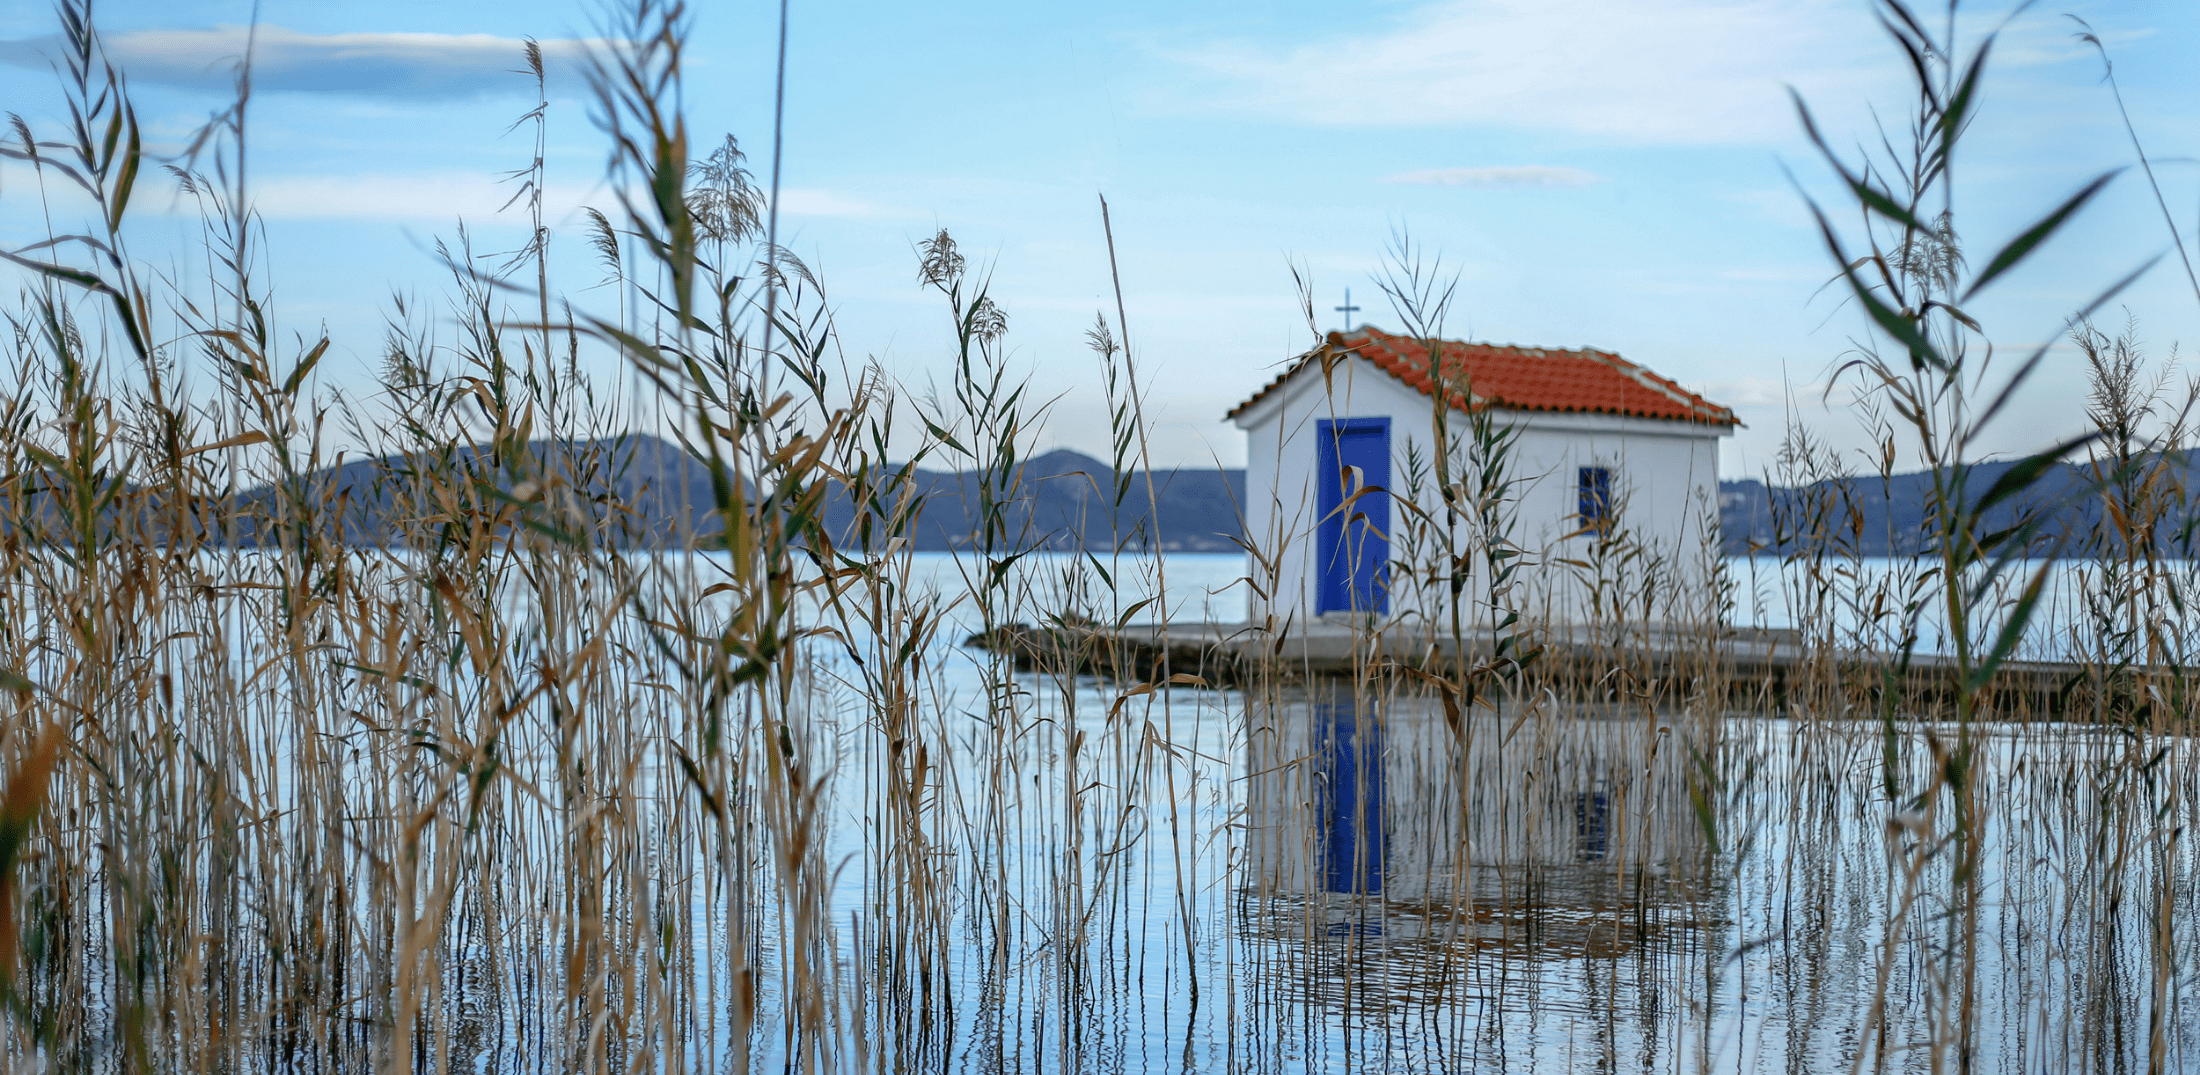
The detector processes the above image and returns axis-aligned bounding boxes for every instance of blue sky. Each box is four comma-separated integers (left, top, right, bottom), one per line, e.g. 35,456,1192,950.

4,0,2198,477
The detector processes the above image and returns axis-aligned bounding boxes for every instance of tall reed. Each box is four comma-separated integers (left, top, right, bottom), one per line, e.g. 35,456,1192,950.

0,0,2194,1072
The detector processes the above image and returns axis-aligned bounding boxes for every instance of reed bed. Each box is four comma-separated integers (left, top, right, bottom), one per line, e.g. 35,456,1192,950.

0,0,2193,1072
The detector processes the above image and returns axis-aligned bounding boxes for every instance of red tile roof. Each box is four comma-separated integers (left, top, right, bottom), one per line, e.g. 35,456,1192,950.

1225,326,1738,427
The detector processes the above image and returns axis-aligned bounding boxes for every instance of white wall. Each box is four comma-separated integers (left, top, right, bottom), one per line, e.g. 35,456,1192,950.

1235,355,1730,627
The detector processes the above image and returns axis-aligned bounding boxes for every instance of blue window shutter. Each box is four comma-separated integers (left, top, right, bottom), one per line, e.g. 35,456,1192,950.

1577,466,1612,537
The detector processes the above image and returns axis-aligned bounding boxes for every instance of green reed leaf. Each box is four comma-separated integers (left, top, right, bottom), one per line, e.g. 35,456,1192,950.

1963,171,2119,302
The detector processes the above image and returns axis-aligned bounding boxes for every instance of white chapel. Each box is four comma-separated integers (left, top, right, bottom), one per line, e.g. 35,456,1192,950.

1228,326,1739,626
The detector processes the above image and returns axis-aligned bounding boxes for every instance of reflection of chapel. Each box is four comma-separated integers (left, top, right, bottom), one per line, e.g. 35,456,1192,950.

1226,326,1738,623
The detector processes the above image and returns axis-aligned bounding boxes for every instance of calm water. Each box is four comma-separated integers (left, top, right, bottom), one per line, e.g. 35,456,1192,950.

1732,554,2195,662
79,549,2182,1071
762,553,2200,1073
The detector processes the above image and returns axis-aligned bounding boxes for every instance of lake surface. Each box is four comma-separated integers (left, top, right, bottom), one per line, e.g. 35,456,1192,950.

21,548,2186,1073
754,553,2200,1073
898,550,2175,660
1731,553,2196,663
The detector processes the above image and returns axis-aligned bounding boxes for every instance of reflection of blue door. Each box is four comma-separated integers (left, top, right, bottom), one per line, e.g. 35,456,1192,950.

1322,704,1385,894
1316,417,1391,615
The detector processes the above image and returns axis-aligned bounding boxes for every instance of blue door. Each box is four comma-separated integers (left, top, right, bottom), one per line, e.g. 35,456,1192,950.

1316,417,1391,615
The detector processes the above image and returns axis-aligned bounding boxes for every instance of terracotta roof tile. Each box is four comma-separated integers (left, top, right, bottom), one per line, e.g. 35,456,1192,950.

1225,326,1737,427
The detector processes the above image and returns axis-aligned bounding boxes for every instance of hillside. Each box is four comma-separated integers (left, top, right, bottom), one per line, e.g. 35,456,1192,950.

1718,453,2198,556
11,435,2184,558
28,437,1248,552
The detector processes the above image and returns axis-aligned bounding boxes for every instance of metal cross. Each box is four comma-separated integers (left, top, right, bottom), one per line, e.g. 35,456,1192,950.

1335,288,1361,330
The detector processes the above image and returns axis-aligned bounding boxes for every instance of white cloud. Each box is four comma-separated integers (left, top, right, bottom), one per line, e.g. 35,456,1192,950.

1689,375,1854,409
224,172,886,223
1726,187,1819,229
1689,376,1790,408
775,189,890,219
2,156,890,225
1716,265,1829,284
242,172,551,220
0,25,600,99
1382,165,1603,189
1994,17,2152,69
1150,0,1885,144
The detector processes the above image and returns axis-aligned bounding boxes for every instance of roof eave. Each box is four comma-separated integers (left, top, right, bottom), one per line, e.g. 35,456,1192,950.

1224,328,1745,428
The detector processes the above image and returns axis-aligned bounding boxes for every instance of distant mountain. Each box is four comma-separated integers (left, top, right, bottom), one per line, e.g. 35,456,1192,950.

837,448,1247,553
226,434,716,546
194,438,1244,551
41,437,1250,552
0,435,719,547
1718,452,2200,556
14,434,2182,558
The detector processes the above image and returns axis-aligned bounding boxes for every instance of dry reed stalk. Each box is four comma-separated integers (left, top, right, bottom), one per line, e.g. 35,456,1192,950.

0,0,2194,1071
